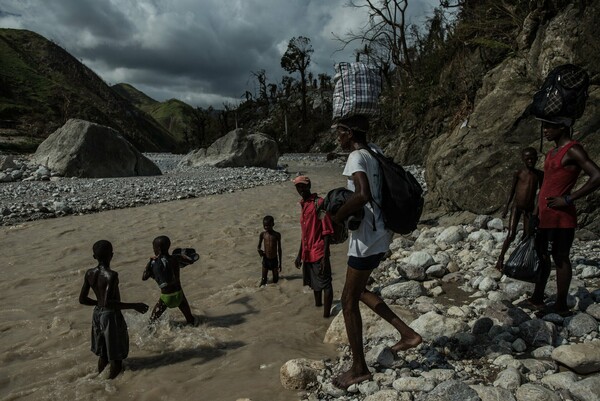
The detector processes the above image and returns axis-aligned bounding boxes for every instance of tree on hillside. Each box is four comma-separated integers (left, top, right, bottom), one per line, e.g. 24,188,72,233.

339,0,413,76
251,69,268,103
280,36,313,122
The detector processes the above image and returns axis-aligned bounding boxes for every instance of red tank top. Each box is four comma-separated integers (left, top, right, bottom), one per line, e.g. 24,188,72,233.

538,141,581,228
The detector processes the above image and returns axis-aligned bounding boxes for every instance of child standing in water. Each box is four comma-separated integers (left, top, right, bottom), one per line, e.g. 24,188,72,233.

79,240,149,379
496,147,544,271
143,235,195,325
257,215,282,286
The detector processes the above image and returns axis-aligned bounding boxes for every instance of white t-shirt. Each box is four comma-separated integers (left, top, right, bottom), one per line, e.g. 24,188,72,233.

342,144,393,257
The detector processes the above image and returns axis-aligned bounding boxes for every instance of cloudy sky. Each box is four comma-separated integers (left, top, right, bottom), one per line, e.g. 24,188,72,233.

1,0,439,108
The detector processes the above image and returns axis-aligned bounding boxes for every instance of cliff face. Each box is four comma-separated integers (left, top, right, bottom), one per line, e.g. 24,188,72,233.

424,1,600,233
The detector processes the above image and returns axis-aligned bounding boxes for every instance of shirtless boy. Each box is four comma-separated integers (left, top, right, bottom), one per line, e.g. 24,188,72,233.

79,240,149,379
143,235,195,325
257,215,282,286
496,147,544,270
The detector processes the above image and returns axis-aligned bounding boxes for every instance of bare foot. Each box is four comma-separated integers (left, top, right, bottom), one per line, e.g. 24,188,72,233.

495,260,503,272
391,333,423,353
333,369,372,390
520,297,545,311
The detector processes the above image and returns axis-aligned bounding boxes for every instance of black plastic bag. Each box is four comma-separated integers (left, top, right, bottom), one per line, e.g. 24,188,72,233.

503,236,540,283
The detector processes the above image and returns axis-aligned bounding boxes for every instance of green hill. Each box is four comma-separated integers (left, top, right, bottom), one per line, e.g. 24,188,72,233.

113,83,223,150
111,83,158,109
0,28,177,152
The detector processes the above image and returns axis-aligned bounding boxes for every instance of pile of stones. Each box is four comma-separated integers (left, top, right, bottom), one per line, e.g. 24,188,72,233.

281,217,600,401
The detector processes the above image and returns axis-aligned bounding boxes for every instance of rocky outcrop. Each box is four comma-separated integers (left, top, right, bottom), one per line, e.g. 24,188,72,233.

179,128,279,169
32,119,161,178
425,2,600,232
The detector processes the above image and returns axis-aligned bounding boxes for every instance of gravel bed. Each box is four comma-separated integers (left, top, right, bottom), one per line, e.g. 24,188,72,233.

0,153,294,226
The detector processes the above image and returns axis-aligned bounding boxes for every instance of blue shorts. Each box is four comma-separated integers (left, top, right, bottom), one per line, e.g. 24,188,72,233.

348,253,385,270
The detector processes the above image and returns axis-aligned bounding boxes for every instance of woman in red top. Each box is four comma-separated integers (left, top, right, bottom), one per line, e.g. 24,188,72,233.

529,119,600,315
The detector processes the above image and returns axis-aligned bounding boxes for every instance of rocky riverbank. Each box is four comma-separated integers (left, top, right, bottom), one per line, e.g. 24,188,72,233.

281,218,600,401
0,153,293,226
0,152,426,227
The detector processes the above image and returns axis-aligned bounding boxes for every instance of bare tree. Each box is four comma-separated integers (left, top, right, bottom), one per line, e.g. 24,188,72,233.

251,69,268,103
280,36,313,122
337,0,413,75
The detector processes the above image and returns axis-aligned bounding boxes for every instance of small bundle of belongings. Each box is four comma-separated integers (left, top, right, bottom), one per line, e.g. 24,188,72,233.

332,62,382,120
172,248,199,268
529,63,590,150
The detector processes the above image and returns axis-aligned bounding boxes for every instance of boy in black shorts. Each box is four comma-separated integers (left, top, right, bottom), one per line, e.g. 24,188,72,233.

257,215,282,286
79,240,148,379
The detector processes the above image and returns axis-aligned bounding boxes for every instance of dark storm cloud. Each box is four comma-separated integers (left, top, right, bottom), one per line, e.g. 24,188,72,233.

1,0,439,107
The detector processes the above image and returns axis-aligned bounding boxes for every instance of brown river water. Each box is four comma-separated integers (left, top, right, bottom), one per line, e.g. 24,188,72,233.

0,162,352,401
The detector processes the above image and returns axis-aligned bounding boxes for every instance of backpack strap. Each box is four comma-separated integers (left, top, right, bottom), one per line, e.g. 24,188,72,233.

357,147,380,231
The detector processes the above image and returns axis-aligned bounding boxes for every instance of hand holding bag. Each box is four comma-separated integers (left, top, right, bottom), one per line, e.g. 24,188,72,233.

503,235,541,283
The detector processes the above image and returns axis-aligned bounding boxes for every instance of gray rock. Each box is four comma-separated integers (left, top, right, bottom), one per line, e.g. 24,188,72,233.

581,265,600,279
520,358,557,375
474,215,492,229
493,367,522,390
566,313,598,337
472,317,494,335
585,303,600,320
424,380,481,401
470,385,516,401
279,358,324,390
363,389,403,401
483,302,531,327
365,346,395,368
569,375,600,401
436,226,466,245
392,376,436,392
512,338,527,353
32,119,161,178
409,311,468,341
358,380,380,396
426,264,447,278
552,343,600,374
180,128,278,169
519,319,557,347
380,281,424,299
514,383,561,401
540,371,580,391
531,345,554,359
487,218,503,231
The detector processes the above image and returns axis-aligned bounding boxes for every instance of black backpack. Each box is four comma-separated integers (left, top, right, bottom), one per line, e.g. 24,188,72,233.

363,147,424,234
530,64,589,121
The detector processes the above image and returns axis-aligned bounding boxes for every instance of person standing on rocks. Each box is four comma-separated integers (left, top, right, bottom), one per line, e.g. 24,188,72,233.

293,176,334,318
529,118,600,315
330,115,422,389
79,240,149,379
495,147,544,271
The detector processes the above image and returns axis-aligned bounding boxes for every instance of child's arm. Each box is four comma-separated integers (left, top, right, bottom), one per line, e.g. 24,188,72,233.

502,171,519,218
142,258,153,281
106,274,149,313
78,274,97,306
257,232,265,257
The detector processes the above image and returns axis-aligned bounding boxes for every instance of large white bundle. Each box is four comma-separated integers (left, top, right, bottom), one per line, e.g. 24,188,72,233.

332,62,382,120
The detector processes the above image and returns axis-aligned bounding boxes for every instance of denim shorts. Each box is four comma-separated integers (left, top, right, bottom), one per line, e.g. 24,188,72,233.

348,253,385,270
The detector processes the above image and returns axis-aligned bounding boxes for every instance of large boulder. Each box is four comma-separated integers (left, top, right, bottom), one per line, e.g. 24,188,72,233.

32,119,161,178
179,128,278,168
424,3,600,233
